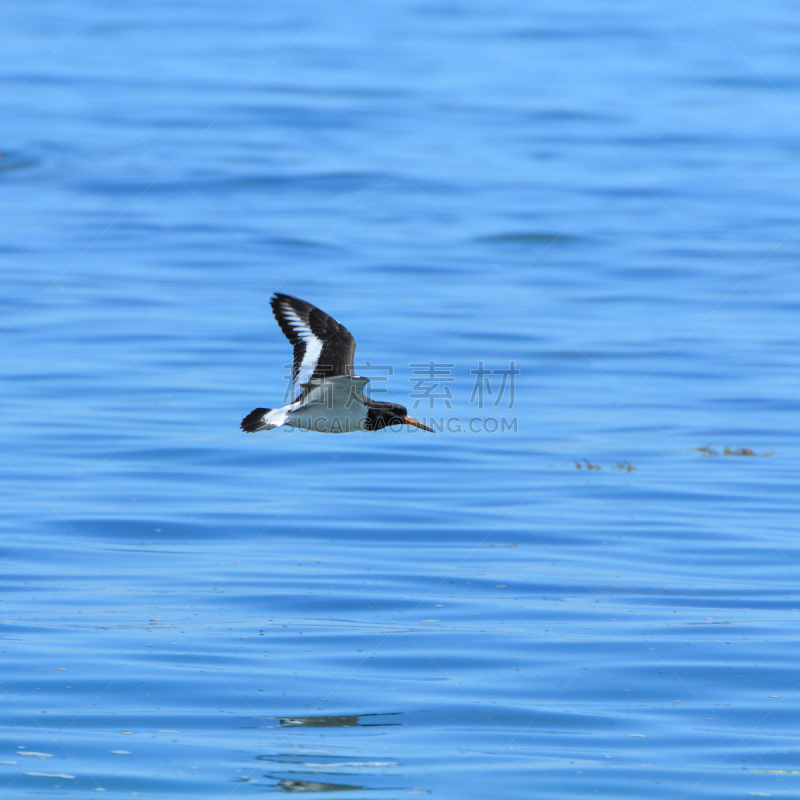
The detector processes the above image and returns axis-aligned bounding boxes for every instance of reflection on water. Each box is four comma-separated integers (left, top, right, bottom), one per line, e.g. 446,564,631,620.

280,713,404,728
259,751,399,794
276,778,363,793
481,231,582,244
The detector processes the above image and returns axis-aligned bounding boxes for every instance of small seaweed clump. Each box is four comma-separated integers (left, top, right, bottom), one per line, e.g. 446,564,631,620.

573,460,635,472
697,445,773,457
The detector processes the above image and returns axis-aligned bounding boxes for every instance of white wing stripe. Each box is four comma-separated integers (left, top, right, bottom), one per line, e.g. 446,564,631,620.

279,302,324,394
296,337,322,392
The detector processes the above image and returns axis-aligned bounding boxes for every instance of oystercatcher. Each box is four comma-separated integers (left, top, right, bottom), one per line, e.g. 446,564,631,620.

241,294,434,434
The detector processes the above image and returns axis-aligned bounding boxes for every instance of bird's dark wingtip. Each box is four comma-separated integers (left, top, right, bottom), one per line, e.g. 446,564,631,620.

271,292,299,307
241,408,272,433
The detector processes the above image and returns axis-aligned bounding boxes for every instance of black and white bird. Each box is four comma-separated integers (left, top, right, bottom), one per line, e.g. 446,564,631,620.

241,294,434,435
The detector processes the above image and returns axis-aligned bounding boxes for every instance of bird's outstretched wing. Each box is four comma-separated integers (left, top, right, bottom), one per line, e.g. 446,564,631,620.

270,293,357,399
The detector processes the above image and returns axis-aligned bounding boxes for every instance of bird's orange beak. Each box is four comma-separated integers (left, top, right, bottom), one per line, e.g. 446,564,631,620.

404,415,434,433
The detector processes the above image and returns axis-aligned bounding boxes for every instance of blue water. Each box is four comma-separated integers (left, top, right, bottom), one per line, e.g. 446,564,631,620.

3,1,800,797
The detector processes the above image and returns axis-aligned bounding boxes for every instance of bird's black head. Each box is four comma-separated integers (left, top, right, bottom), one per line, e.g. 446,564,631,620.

365,401,434,432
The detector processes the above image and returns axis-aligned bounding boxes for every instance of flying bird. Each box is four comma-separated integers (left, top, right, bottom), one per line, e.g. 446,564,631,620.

241,294,434,435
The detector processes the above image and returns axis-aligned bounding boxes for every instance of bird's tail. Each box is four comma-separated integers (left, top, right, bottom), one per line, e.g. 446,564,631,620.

241,408,275,433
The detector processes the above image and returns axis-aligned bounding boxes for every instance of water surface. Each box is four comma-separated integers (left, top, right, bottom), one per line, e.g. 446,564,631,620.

2,1,800,797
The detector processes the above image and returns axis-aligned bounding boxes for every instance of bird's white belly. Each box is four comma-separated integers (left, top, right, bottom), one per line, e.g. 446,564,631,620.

287,403,368,433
